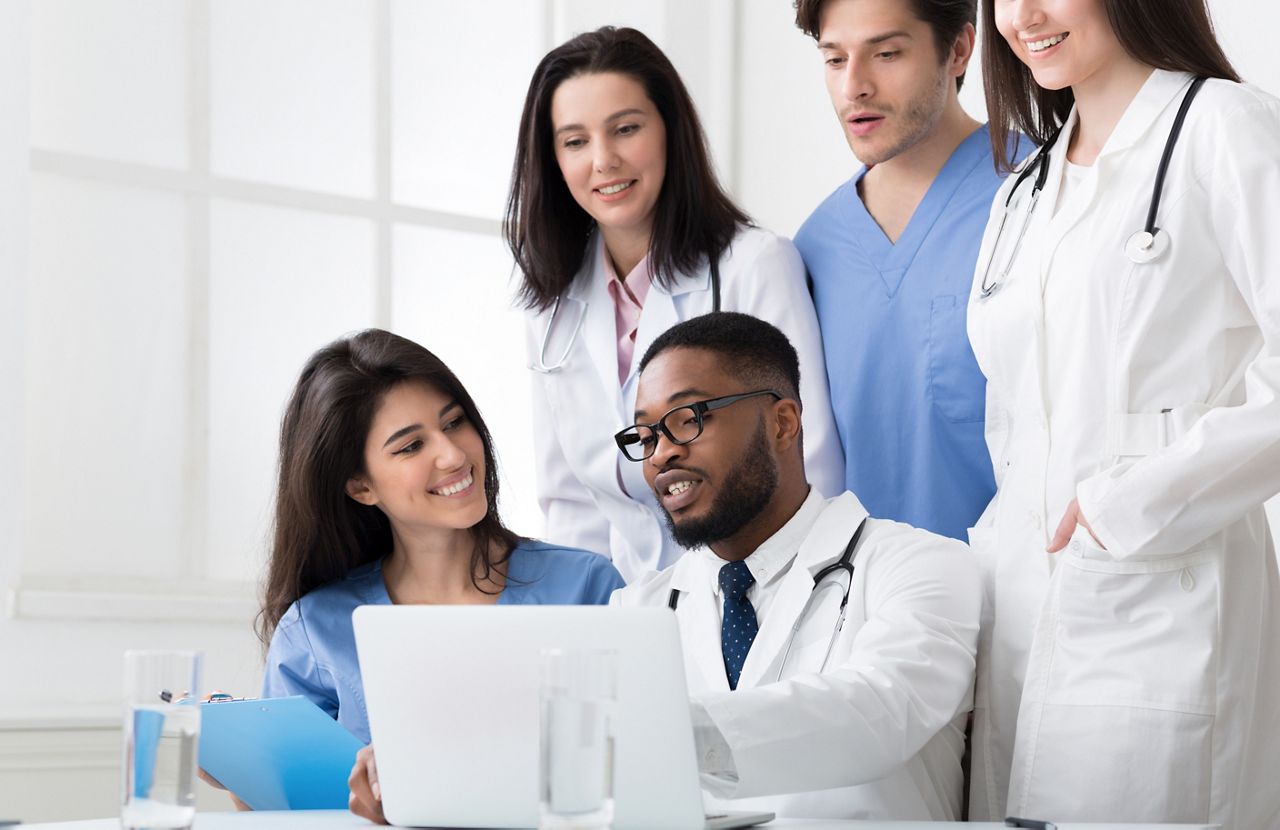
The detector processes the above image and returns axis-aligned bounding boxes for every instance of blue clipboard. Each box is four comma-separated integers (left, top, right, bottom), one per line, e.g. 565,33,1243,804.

197,696,364,811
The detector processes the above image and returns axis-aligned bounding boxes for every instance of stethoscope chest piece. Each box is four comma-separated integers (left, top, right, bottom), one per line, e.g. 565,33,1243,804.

1125,227,1170,264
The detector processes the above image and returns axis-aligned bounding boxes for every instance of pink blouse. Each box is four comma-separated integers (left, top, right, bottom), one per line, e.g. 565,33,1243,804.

601,238,652,386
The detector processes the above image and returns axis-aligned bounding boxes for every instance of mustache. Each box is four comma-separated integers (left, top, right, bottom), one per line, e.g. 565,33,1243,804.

651,463,711,489
842,107,891,119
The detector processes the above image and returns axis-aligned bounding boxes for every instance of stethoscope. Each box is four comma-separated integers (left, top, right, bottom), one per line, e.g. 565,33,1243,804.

667,518,867,683
978,76,1207,301
530,258,722,373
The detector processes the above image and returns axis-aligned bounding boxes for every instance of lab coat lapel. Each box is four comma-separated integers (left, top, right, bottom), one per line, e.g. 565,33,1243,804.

670,554,731,694
1030,108,1078,281
574,234,628,422
623,265,711,389
1035,71,1192,281
1097,69,1193,157
736,493,869,690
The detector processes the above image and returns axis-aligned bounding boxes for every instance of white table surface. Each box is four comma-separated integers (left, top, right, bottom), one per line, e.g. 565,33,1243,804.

14,811,1220,830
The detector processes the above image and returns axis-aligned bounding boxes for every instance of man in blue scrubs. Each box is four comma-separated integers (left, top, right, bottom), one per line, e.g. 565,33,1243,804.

793,0,1018,541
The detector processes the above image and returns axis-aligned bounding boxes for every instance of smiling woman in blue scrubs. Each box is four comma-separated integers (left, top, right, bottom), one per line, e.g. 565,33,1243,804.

257,329,624,746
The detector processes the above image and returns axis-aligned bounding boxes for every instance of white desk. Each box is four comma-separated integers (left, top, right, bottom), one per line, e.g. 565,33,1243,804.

15,812,1219,830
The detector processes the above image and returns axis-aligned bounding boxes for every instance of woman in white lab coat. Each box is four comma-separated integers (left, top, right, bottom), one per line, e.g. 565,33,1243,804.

966,0,1280,826
505,27,842,582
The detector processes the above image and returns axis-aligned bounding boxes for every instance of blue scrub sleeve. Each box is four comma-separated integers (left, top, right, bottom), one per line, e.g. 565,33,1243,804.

261,603,341,720
585,554,627,603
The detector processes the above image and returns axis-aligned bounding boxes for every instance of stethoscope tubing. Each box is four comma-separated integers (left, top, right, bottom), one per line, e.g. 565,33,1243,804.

1143,76,1207,237
666,518,868,682
978,76,1207,298
532,256,721,373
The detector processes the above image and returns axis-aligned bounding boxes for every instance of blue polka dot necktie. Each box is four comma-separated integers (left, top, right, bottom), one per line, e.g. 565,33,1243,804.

719,560,758,691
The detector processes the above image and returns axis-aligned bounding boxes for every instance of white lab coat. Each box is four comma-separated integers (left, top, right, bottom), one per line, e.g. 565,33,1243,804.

612,491,981,820
525,226,843,582
967,70,1280,827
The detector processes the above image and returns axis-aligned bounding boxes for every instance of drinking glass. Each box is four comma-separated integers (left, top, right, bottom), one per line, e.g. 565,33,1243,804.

538,649,618,830
122,650,202,830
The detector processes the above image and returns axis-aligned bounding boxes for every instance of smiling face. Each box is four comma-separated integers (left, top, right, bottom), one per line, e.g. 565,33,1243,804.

634,348,781,549
550,71,667,239
345,380,489,535
817,0,956,166
995,0,1127,91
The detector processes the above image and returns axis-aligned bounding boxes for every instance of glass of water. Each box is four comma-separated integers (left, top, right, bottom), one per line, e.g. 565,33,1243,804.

122,650,202,830
539,648,617,830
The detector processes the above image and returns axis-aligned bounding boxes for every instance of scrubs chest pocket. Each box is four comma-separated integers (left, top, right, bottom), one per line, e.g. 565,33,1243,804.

928,294,987,423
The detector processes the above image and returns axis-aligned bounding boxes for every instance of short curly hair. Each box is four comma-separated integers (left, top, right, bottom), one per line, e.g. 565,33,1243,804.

638,312,801,403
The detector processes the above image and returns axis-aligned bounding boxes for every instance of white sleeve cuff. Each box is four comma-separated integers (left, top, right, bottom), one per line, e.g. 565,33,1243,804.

689,699,739,797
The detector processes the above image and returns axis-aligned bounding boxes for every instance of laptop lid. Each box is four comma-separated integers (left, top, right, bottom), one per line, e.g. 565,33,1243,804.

353,605,710,829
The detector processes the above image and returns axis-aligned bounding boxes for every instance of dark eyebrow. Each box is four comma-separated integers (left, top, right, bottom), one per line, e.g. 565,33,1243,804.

867,30,912,45
555,108,647,136
381,401,462,448
382,423,422,449
818,30,912,49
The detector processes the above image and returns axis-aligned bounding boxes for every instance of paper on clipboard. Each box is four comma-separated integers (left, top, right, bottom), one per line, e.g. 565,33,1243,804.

197,695,364,811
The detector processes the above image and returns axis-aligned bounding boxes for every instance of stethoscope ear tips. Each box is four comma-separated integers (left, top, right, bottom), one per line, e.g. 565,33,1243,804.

1125,228,1170,263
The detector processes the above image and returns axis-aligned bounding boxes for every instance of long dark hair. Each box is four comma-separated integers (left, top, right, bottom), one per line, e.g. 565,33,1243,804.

256,329,521,646
984,0,1239,172
505,26,750,312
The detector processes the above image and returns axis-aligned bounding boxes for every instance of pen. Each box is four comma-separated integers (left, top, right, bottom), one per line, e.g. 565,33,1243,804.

158,690,243,703
1006,817,1057,830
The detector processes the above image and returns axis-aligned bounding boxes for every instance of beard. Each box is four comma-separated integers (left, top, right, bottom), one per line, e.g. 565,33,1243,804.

660,420,779,549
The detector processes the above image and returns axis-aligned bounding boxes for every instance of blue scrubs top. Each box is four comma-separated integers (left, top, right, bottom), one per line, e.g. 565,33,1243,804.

261,540,625,743
796,125,1020,541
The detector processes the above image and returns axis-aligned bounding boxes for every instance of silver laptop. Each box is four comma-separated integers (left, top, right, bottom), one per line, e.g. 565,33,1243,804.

354,605,773,830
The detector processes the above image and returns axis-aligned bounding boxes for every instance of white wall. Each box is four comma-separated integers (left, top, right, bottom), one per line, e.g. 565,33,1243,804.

3,0,1279,823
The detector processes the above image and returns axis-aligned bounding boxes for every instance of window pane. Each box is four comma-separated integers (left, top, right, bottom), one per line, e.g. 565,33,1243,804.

26,174,189,579
211,0,375,197
31,0,189,168
390,1,545,218
207,201,376,582
390,226,542,537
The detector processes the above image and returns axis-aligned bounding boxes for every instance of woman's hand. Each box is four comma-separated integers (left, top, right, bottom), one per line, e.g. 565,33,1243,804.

348,744,387,824
1047,498,1105,552
197,768,252,811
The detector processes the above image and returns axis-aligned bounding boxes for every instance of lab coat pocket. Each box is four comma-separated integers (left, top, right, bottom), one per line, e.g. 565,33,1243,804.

928,294,988,423
1052,538,1218,712
1016,540,1219,821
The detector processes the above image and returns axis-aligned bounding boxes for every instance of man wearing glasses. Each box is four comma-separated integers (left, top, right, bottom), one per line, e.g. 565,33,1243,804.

611,312,980,821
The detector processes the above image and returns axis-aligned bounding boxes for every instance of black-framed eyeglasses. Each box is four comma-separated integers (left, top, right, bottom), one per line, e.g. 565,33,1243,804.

614,389,783,462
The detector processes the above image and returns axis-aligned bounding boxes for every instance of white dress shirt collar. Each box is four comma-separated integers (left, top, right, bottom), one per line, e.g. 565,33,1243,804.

703,486,826,600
